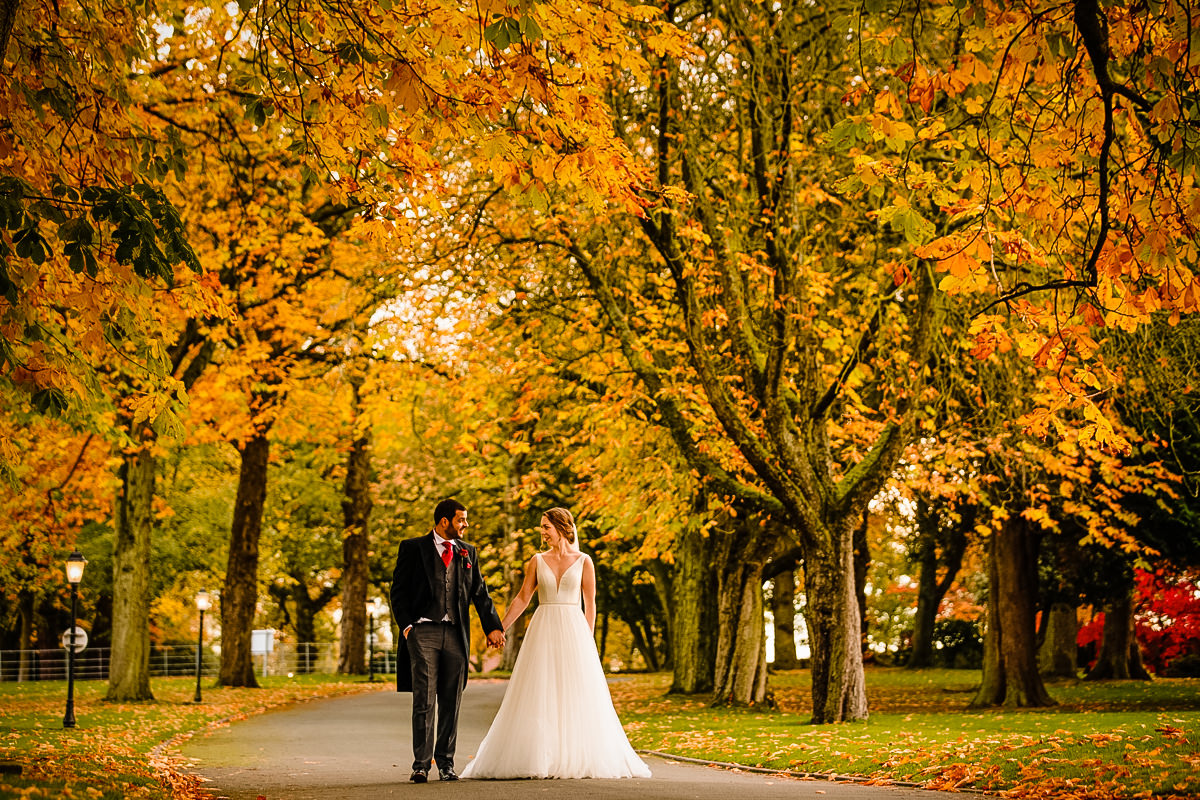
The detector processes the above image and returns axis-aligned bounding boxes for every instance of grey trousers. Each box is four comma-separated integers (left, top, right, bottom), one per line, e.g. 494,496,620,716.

407,623,467,771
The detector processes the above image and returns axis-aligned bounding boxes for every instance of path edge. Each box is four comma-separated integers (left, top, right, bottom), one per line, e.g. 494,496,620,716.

638,748,932,791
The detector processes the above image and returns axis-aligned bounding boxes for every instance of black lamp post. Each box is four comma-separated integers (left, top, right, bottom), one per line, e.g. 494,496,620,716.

367,597,382,682
63,550,87,729
194,590,211,703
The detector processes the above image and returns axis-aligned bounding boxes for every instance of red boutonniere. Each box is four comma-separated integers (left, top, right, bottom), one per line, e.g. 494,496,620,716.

453,546,472,569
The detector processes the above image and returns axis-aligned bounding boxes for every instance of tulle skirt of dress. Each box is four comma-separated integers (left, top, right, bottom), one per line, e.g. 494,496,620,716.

460,603,651,779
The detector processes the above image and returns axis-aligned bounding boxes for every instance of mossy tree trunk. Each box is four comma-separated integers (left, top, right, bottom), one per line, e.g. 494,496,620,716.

770,570,800,669
711,516,773,706
218,429,271,688
971,516,1055,708
804,516,869,722
663,516,718,694
105,439,156,702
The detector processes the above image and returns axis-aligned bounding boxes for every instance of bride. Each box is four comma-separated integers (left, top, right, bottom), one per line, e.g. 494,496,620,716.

460,508,651,780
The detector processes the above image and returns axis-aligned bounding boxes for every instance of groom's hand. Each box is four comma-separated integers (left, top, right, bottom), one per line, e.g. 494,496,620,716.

486,630,505,649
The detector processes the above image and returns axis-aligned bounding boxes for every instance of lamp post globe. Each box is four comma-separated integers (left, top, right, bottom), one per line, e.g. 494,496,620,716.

63,550,86,729
194,590,211,703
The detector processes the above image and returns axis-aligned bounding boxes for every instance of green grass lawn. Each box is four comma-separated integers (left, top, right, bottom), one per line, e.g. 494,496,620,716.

611,669,1200,799
0,674,385,800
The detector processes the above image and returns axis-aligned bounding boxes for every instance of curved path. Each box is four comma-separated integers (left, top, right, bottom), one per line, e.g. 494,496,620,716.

180,680,983,800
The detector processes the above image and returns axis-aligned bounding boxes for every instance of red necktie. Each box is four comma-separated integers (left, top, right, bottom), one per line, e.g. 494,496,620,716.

441,542,453,567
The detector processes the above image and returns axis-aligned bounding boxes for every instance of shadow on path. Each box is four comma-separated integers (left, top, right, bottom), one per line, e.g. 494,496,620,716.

180,680,986,800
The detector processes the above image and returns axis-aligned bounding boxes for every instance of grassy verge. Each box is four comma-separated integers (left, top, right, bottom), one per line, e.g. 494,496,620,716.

0,674,387,800
611,669,1200,799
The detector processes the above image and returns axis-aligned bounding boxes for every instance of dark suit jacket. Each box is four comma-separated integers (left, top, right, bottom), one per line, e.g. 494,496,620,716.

389,532,503,692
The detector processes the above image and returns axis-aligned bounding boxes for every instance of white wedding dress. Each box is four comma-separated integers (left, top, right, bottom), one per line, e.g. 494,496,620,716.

460,552,651,779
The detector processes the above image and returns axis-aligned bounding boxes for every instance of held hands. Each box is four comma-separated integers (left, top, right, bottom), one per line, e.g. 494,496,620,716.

486,629,506,649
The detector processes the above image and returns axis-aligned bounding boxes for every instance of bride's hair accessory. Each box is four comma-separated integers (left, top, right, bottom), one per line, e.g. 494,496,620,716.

544,507,578,546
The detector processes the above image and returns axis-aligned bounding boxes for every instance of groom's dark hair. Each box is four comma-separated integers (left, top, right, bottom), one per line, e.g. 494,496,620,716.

434,498,466,526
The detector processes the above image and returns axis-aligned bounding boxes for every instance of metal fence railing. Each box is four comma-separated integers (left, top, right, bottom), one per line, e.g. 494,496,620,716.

0,644,397,682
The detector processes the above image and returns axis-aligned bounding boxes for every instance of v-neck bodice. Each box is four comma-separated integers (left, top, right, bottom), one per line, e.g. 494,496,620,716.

536,552,584,605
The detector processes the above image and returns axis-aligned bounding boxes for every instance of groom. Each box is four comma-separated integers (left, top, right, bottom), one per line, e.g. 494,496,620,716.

390,498,505,783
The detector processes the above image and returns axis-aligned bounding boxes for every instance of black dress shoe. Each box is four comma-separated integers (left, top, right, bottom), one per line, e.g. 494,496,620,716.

410,768,428,783
438,766,459,781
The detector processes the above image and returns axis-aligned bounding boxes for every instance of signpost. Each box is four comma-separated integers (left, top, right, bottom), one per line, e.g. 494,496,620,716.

251,629,275,677
61,626,88,654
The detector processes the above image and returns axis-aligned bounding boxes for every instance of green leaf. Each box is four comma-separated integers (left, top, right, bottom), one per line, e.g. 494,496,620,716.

484,17,523,49
68,247,85,274
823,118,870,152
884,206,935,245
14,225,47,264
58,216,95,245
337,41,362,64
32,387,69,416
367,103,390,129
519,15,542,41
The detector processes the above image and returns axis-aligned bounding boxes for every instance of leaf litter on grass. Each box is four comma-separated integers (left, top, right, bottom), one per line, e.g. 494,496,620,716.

1,676,385,800
612,671,1200,799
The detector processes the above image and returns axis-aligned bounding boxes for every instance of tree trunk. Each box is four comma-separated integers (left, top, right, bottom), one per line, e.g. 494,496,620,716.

712,556,769,706
294,586,319,675
853,510,870,651
1085,583,1152,680
771,571,800,669
906,495,970,669
646,558,674,673
668,517,717,694
337,398,373,675
106,443,156,702
804,520,868,723
218,430,270,688
286,573,335,674
1038,602,1079,678
628,621,659,671
17,590,33,681
971,517,1055,707
907,525,941,668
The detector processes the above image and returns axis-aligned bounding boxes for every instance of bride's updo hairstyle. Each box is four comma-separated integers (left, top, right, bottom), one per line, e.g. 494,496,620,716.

544,507,579,549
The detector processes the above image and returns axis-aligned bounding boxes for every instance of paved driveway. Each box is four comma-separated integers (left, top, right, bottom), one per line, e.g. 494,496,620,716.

180,680,982,800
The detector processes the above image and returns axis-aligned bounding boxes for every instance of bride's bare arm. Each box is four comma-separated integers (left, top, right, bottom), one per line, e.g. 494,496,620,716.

500,556,538,631
581,556,597,633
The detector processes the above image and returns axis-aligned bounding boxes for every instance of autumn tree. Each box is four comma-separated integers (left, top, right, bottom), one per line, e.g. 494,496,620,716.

2,0,679,424
872,0,1200,434
0,393,112,678
839,0,1199,706
0,0,222,427
460,0,944,721
1073,316,1200,679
